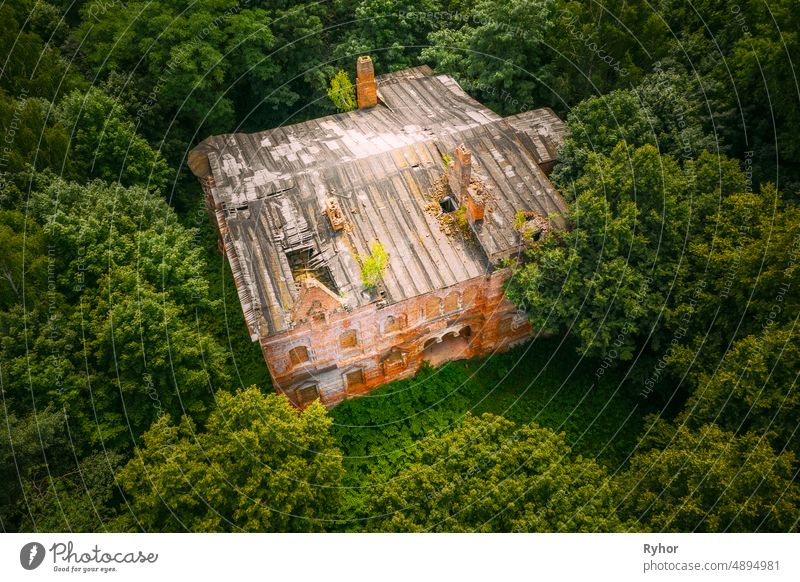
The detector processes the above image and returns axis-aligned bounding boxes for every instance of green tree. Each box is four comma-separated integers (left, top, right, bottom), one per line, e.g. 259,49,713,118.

727,0,800,184
259,2,333,124
681,324,800,456
118,387,344,532
551,70,719,188
685,184,800,334
507,143,757,366
507,144,687,359
360,241,389,288
0,407,67,530
0,176,229,450
56,88,170,191
335,0,442,72
0,3,83,101
327,70,357,112
0,94,74,189
665,181,800,382
423,0,556,114
79,266,229,443
19,452,127,533
540,0,670,106
73,1,337,160
27,176,211,308
0,211,47,309
367,413,630,532
616,421,800,532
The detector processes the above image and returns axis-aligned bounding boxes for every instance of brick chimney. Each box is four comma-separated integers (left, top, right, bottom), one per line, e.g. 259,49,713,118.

448,144,472,203
324,196,345,231
356,56,377,109
466,188,485,223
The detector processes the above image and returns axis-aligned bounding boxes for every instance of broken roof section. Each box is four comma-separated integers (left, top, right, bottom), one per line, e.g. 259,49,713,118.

189,64,568,337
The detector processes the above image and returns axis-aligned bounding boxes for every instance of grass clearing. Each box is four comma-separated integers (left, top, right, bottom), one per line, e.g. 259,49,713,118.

330,336,662,521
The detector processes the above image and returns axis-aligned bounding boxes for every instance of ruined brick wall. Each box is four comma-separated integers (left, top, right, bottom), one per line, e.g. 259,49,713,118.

259,268,531,408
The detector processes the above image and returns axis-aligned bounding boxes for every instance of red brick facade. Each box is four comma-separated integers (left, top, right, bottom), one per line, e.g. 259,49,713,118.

259,269,531,408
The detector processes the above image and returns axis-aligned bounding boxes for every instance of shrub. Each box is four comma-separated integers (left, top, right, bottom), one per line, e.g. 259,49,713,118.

360,241,389,288
327,69,357,112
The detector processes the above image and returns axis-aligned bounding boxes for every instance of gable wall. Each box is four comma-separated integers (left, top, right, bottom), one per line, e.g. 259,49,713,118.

259,268,531,408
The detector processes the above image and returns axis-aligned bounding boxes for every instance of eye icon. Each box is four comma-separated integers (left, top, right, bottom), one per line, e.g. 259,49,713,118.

20,542,46,570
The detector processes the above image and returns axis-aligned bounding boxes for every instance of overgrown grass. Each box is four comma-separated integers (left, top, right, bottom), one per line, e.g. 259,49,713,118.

330,335,662,522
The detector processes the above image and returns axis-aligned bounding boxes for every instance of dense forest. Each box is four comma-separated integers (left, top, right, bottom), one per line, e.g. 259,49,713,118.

1,0,798,532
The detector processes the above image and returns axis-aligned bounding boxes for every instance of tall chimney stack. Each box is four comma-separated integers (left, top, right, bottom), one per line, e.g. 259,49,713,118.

356,56,377,109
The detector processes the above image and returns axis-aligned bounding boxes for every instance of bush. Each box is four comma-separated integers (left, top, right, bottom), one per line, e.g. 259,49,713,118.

327,69,357,112
360,241,389,288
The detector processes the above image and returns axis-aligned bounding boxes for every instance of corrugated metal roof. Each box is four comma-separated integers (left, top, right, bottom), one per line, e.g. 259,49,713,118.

190,68,568,336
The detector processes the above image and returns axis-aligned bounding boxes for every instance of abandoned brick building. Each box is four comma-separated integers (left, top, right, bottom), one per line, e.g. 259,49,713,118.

188,57,568,408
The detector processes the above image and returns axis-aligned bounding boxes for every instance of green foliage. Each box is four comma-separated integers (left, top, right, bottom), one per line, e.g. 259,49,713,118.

56,88,171,191
19,452,127,533
726,0,800,183
508,144,683,359
682,183,800,335
681,324,800,456
26,176,212,308
335,0,443,71
360,241,389,288
616,421,800,532
331,339,655,522
551,71,719,188
118,387,344,532
540,0,670,105
80,266,229,442
513,209,527,231
506,142,774,373
0,94,73,186
75,0,275,159
327,70,357,112
453,205,469,236
367,413,631,532
423,0,557,113
0,3,83,101
2,0,799,535
0,407,67,529
0,176,229,450
0,211,47,310
74,0,335,162
662,181,800,387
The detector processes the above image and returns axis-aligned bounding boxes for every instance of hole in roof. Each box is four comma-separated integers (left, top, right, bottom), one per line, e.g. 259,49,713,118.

440,196,457,213
286,247,338,293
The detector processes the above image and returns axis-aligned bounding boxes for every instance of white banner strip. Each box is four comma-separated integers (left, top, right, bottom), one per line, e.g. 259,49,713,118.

1,533,797,581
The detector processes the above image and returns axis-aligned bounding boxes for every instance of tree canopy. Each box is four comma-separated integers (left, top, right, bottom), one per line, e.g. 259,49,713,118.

118,387,344,532
367,413,630,532
615,421,800,532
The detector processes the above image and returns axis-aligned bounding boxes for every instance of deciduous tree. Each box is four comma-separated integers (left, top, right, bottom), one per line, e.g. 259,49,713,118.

118,387,344,532
615,421,800,532
367,413,629,532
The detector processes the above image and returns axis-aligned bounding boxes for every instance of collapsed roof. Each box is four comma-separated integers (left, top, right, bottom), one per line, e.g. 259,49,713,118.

188,65,568,338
